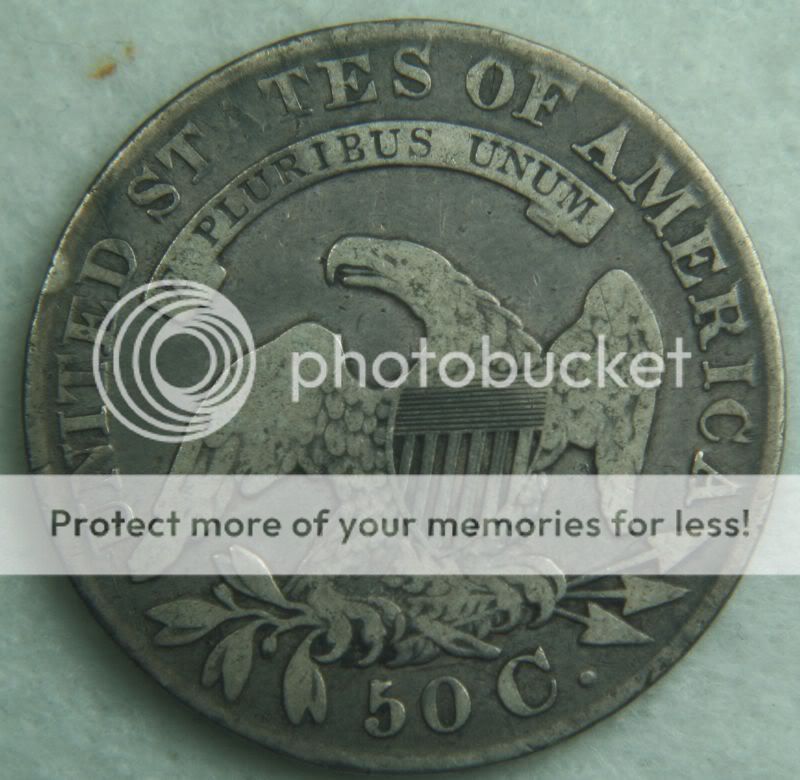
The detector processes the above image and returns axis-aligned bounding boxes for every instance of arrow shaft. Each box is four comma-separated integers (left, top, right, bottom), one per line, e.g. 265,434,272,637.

566,590,625,601
567,575,605,588
554,607,589,626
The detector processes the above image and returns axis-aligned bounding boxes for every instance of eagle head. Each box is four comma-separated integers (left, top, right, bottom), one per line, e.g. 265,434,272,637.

325,236,459,313
324,235,543,360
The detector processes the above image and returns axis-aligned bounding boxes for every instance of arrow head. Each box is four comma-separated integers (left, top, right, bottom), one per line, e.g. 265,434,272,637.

580,603,652,646
621,576,689,616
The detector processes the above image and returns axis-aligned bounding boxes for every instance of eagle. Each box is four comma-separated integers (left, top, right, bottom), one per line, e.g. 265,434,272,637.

169,235,663,479
145,236,664,663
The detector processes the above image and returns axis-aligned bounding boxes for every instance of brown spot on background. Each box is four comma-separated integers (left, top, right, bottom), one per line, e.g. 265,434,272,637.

89,59,117,80
88,42,135,80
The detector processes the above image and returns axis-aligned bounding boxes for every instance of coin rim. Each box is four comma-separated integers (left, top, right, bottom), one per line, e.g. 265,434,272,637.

23,18,786,773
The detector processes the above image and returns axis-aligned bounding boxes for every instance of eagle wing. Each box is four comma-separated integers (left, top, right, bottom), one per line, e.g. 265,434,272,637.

170,322,394,476
531,269,663,475
130,324,393,574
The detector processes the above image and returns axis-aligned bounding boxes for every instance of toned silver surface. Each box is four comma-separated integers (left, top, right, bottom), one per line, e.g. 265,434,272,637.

24,20,784,772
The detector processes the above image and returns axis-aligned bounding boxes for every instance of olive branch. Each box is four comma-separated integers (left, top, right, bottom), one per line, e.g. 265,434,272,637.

145,548,687,724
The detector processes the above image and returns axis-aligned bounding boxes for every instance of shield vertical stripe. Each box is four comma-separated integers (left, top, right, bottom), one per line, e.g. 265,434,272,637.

391,382,548,476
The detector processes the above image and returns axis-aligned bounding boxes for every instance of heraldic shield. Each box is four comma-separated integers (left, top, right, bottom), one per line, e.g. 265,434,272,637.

390,380,550,476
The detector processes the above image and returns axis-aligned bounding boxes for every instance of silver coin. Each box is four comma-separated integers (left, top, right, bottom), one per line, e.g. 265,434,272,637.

24,20,784,772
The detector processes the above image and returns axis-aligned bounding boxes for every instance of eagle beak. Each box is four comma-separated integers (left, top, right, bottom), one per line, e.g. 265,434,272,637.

324,253,342,286
325,236,386,286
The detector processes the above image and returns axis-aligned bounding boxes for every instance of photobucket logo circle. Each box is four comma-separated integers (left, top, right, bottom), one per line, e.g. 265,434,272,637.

93,280,255,443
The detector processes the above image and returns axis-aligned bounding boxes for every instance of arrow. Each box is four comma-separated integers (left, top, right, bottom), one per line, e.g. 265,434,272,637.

566,575,606,589
555,603,652,645
586,534,708,575
566,576,689,616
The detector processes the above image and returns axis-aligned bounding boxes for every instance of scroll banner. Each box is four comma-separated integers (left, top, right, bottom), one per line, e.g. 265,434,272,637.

151,121,615,290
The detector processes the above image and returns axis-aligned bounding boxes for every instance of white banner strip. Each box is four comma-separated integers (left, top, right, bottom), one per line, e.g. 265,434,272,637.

1,474,797,576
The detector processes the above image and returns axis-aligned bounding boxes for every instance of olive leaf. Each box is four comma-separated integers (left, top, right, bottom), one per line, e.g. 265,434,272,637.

146,599,233,646
305,582,390,666
311,610,352,663
214,546,292,609
201,622,261,701
283,633,327,725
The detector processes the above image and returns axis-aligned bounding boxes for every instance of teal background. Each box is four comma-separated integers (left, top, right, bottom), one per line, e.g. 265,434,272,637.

1,1,798,777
